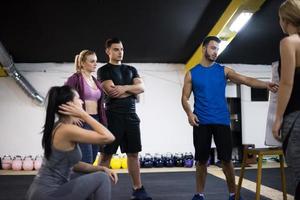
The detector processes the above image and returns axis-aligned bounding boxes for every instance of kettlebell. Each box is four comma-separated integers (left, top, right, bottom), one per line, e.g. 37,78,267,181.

1,155,12,170
12,155,23,171
153,153,164,168
163,152,174,167
23,155,34,171
121,155,128,169
110,154,121,169
34,155,43,170
143,153,153,168
173,153,184,167
184,152,194,168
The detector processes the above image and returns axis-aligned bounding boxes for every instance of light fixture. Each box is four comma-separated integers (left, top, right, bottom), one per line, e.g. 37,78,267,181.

229,12,253,33
218,40,230,54
186,0,266,69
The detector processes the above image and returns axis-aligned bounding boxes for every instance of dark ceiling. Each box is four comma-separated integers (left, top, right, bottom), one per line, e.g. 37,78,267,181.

218,0,285,64
0,0,285,64
0,0,230,63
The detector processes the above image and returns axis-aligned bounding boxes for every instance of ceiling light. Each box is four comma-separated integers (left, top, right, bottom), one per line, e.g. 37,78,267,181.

218,40,230,54
229,12,253,32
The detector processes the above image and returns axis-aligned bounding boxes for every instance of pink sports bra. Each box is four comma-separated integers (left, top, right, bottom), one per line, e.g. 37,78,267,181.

83,78,101,101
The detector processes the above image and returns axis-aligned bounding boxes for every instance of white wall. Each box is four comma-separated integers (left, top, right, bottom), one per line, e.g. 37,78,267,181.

0,62,273,157
0,63,194,157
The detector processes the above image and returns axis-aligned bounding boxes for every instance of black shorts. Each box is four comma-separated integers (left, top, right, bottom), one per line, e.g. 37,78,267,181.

101,111,142,154
193,124,232,162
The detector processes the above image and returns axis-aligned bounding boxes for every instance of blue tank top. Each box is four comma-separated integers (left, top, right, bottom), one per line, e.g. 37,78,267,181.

190,63,230,125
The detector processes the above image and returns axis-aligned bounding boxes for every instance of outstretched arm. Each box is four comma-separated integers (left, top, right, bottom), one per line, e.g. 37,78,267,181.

181,72,199,126
225,67,278,93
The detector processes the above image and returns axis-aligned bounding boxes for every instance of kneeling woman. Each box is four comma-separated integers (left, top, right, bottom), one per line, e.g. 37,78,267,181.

26,85,117,200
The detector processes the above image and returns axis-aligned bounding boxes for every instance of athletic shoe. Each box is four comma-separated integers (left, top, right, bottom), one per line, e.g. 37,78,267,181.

192,194,205,200
130,186,152,200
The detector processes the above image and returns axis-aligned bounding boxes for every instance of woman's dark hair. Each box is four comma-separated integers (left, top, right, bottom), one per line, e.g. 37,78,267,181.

42,85,75,159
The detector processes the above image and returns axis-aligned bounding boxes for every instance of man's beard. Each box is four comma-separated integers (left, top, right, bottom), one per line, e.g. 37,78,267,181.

204,50,216,62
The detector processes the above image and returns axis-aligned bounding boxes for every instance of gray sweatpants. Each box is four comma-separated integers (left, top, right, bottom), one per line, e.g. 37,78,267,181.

282,111,300,185
26,171,111,200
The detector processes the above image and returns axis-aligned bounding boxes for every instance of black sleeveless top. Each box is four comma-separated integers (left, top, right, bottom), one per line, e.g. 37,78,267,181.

278,62,300,116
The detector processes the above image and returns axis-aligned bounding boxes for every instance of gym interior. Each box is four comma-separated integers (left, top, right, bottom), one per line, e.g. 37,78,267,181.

0,0,296,199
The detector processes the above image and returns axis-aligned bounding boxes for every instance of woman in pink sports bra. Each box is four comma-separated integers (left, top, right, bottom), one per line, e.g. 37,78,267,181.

65,50,107,164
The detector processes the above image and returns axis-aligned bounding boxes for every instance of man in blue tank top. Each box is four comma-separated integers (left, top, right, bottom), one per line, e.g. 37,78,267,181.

181,36,278,200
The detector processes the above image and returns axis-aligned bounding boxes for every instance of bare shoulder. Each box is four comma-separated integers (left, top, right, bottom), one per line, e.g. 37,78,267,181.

184,71,192,81
224,66,235,76
57,123,81,136
280,35,299,48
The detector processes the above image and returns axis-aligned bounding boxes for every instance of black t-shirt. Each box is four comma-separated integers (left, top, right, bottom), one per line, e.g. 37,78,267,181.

97,63,140,113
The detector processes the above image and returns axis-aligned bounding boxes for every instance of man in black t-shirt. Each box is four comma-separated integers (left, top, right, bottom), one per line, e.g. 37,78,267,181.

97,38,152,200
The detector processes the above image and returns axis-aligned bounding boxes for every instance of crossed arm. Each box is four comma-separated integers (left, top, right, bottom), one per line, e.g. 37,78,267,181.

101,78,145,98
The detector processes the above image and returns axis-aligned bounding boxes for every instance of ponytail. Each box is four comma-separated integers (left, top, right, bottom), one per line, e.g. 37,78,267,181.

75,54,81,72
74,50,96,72
42,85,76,160
42,86,59,160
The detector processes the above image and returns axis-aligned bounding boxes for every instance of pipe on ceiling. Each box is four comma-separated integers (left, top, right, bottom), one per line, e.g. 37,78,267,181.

0,42,44,105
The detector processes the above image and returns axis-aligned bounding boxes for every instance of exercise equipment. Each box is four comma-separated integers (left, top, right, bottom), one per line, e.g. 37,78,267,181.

93,152,100,166
163,152,174,167
121,155,128,169
12,155,22,171
184,152,194,168
173,153,184,167
153,153,164,167
23,155,34,171
34,155,43,170
1,155,12,170
110,154,121,169
143,153,153,168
